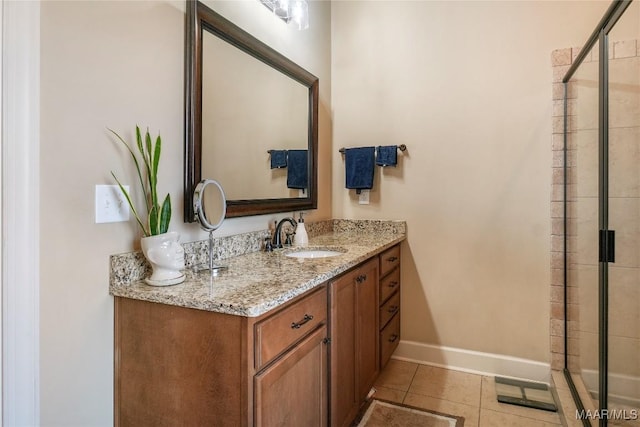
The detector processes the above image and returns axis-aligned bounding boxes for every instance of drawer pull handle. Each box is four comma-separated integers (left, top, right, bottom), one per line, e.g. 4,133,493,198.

291,314,314,329
388,281,398,288
387,305,398,314
389,334,399,343
355,274,367,284
387,256,398,262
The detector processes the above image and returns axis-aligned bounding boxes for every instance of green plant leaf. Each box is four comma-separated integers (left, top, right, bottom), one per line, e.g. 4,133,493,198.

145,127,153,162
148,204,159,236
153,134,161,182
108,127,150,213
159,194,171,234
135,126,144,157
136,125,153,203
135,126,153,208
144,128,158,210
111,172,149,236
108,125,171,238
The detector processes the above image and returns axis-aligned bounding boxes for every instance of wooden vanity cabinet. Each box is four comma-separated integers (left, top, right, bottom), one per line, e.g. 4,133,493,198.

115,285,328,427
329,257,379,427
115,245,402,427
379,244,401,368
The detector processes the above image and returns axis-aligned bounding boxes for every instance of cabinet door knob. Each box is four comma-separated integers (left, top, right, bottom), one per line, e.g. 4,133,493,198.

355,274,367,284
387,256,398,262
389,334,399,343
388,281,398,288
291,314,314,329
388,305,398,314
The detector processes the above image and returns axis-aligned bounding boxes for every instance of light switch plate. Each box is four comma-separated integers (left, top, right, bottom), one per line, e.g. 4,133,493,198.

95,185,130,223
358,190,370,205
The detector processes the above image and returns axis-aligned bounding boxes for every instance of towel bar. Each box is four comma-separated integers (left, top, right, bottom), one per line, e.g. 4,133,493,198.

339,144,406,154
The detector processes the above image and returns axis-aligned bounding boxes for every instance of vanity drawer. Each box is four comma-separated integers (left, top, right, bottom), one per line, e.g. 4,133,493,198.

379,245,400,278
380,312,400,369
255,287,327,370
379,290,400,330
379,268,400,304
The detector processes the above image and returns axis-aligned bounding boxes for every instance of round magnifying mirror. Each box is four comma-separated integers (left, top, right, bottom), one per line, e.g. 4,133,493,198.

194,179,227,232
193,179,227,274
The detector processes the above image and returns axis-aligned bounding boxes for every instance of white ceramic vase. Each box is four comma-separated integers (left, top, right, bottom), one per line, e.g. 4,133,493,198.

140,231,186,286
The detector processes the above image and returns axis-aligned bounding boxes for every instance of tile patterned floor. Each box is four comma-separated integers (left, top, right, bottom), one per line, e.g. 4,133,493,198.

373,360,564,427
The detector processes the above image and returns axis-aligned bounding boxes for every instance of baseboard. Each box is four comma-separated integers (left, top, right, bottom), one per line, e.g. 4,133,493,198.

392,340,551,383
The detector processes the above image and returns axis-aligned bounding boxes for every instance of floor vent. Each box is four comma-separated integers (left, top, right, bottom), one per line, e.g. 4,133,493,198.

495,376,558,412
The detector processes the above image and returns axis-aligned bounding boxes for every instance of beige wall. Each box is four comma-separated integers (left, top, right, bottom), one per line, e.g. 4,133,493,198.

331,1,609,364
39,1,331,425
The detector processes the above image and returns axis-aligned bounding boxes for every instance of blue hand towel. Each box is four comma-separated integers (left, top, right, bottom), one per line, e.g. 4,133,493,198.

287,150,308,189
270,150,287,169
376,145,398,167
345,147,375,194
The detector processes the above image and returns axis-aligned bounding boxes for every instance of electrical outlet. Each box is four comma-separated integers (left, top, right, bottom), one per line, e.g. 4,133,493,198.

95,185,130,223
358,190,370,205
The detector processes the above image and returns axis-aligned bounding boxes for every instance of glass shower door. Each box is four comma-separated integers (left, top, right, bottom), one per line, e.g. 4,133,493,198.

563,3,640,425
606,16,640,425
569,40,601,414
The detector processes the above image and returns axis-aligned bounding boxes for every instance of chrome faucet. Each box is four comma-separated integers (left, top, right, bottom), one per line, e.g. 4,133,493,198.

273,217,297,249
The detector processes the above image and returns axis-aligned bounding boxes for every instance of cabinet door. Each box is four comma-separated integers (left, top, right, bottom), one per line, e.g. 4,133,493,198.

356,259,379,401
330,258,380,427
254,325,328,427
330,272,358,427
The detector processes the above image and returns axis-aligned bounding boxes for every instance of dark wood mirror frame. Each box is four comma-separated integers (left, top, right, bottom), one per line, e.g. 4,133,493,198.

184,0,319,221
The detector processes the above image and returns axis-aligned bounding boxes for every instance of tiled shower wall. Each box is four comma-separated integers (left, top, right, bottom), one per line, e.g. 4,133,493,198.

551,42,640,405
550,46,581,372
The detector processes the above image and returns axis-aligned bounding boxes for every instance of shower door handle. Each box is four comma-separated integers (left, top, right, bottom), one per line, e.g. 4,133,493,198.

598,229,615,263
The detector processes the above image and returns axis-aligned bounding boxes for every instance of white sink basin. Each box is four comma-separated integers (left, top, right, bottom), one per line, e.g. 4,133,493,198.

285,249,345,259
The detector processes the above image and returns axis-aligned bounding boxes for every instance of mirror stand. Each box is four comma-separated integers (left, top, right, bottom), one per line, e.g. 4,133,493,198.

206,229,226,274
193,179,228,276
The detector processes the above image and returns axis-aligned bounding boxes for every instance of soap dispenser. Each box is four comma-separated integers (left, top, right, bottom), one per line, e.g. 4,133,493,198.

294,212,308,247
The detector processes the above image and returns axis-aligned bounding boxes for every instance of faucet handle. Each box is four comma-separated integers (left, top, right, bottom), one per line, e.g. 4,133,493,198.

264,237,273,252
284,231,295,246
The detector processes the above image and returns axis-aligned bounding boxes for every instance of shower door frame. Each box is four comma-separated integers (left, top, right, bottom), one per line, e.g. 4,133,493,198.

561,1,634,426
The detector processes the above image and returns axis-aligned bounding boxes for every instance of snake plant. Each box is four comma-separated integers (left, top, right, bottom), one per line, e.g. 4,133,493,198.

108,126,171,237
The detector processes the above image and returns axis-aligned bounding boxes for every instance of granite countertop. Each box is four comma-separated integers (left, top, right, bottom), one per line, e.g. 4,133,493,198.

109,228,405,317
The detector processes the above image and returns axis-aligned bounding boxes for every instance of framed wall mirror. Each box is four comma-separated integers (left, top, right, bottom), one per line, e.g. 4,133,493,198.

184,0,319,221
